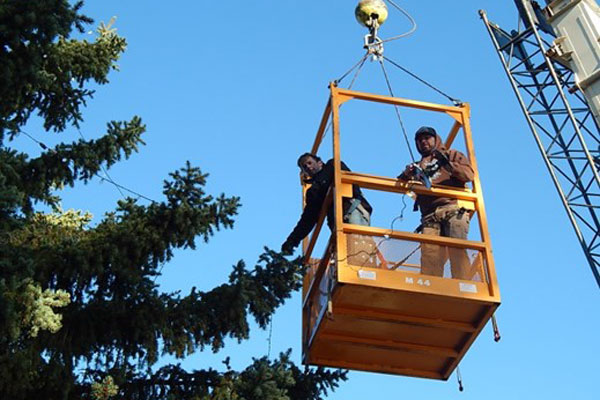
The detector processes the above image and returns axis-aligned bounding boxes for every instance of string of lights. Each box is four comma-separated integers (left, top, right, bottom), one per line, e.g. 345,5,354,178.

18,128,157,203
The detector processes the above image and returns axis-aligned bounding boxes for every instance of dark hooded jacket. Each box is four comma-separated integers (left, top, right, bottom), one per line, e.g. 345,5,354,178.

415,133,474,216
284,159,372,248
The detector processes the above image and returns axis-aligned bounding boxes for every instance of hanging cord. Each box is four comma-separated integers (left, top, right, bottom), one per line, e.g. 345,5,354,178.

491,314,501,342
380,0,418,43
382,55,462,105
378,58,416,162
456,365,464,392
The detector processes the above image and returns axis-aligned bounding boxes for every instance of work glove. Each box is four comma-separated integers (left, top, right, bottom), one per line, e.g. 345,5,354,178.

281,240,295,255
398,164,416,180
432,150,451,169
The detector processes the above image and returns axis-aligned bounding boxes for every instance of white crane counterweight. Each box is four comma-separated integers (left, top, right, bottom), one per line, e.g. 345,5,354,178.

546,0,600,128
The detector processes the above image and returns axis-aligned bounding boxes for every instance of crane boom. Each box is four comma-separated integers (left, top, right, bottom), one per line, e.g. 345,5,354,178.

481,0,600,288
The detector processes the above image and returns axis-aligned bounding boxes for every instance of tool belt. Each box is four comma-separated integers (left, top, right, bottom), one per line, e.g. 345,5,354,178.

421,205,468,229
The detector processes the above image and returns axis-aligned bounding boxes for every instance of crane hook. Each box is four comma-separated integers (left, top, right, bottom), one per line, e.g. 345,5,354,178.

355,0,388,60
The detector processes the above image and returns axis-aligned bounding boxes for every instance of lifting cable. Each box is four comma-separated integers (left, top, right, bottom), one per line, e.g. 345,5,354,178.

382,56,462,106
348,55,370,90
323,51,371,140
335,53,370,86
378,58,416,162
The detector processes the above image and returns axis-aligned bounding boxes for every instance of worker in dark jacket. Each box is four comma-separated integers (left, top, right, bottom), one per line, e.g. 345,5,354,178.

399,126,474,279
281,153,372,254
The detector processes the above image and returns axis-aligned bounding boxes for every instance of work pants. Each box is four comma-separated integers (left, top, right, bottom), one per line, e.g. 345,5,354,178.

420,204,470,279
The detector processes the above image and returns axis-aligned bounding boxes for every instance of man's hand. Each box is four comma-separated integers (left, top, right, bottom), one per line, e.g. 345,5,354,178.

398,164,416,180
281,240,295,255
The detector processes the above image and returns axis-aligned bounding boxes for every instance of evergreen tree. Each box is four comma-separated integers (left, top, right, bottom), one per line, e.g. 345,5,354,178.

0,1,346,399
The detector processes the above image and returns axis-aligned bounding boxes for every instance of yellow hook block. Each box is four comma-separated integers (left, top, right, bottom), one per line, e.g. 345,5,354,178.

355,0,389,27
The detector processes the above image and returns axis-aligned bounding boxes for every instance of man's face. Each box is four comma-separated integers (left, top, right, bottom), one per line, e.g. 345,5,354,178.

417,134,436,155
300,156,323,177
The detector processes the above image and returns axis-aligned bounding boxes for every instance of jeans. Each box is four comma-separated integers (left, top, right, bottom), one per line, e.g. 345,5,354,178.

345,205,370,226
344,202,376,267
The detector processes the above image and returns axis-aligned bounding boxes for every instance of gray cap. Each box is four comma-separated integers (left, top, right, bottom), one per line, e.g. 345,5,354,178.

415,126,437,138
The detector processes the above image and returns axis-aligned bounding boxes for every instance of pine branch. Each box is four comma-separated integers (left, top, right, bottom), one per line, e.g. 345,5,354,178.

0,2,350,399
0,0,94,137
0,1,125,137
83,352,347,400
40,249,302,366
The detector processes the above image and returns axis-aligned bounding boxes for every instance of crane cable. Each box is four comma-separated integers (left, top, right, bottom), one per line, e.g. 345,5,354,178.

378,58,416,162
336,52,370,86
321,51,371,140
382,55,462,106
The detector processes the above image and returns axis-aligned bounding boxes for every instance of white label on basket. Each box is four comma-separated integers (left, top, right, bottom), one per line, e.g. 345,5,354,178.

459,282,477,293
358,270,376,280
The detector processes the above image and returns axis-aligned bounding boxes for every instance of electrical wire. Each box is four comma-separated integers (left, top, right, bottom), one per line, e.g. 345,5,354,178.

380,0,418,43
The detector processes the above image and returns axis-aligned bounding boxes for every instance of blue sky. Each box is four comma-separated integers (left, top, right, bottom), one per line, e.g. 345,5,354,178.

15,1,600,398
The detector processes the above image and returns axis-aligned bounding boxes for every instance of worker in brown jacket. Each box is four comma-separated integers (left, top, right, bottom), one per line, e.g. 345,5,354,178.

399,126,474,279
